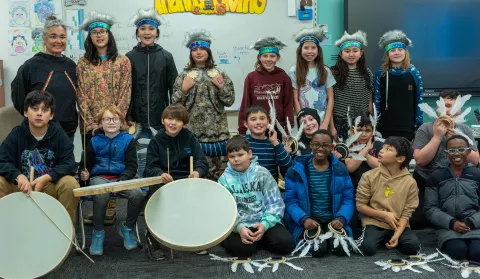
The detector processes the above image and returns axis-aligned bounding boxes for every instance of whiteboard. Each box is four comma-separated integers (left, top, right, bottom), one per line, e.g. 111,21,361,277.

63,0,314,110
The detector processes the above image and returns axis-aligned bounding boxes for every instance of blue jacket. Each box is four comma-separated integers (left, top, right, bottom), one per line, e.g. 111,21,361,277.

90,131,133,176
283,153,354,244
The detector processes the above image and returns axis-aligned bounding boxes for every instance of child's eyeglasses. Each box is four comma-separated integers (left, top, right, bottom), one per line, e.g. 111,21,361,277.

90,30,107,36
444,147,471,154
102,117,120,123
310,143,331,150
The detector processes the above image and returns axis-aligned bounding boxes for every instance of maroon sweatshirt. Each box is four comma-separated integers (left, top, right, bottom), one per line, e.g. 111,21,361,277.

238,67,294,135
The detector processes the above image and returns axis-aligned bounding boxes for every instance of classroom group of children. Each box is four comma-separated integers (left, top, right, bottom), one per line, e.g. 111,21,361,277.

1,7,480,266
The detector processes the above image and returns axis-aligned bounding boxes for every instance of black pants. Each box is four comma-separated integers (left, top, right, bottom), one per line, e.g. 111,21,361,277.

411,171,428,229
443,239,480,261
223,224,295,257
358,225,420,256
380,130,414,142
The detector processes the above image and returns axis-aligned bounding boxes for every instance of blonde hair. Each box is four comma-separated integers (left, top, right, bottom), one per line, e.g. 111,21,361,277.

381,49,411,74
96,105,126,127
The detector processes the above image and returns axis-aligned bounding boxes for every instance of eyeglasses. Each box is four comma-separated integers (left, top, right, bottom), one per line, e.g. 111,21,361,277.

102,116,120,123
310,142,331,150
444,147,471,154
90,30,107,37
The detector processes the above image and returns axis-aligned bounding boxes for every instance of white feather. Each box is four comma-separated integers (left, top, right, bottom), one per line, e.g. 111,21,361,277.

406,266,422,273
462,268,472,278
346,237,363,255
291,240,306,255
318,231,333,243
231,262,238,272
285,261,303,271
418,103,438,120
392,266,401,272
346,132,362,148
354,116,361,130
349,153,367,161
286,117,293,136
339,237,351,256
424,252,439,261
300,243,311,257
243,263,254,274
272,263,279,272
347,106,352,128
333,237,340,248
268,96,276,131
437,248,459,265
455,107,472,124
437,98,447,116
450,94,472,116
418,264,435,272
314,238,320,251
275,120,289,138
375,261,389,267
335,30,368,47
350,144,366,152
256,262,269,272
454,129,474,145
372,105,380,128
295,122,304,140
475,270,480,275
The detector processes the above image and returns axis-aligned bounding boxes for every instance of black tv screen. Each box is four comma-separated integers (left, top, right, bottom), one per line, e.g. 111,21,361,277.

345,0,480,96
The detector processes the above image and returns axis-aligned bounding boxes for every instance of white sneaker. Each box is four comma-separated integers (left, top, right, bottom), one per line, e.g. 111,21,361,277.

195,250,208,255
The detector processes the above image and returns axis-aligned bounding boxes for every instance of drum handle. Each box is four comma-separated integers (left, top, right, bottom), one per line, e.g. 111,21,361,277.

29,167,95,263
190,156,193,174
167,148,170,174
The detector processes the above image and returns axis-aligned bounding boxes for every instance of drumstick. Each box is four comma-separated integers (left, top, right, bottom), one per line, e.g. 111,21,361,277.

30,166,34,183
167,148,170,174
190,156,193,174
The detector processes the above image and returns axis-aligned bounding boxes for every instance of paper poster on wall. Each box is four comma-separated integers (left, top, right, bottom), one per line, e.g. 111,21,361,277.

8,28,32,56
9,0,30,27
31,28,44,52
31,0,61,27
65,0,87,7
65,9,85,50
155,0,267,15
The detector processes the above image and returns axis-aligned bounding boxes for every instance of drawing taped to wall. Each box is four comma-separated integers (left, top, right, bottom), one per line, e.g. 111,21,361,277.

8,28,32,56
9,0,30,27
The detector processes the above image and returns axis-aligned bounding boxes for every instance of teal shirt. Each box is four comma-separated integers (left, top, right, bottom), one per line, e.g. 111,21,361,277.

308,159,333,221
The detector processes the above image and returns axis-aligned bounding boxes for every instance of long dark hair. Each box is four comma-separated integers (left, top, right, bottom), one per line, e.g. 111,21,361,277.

185,47,216,70
331,53,372,90
295,44,327,88
83,30,118,66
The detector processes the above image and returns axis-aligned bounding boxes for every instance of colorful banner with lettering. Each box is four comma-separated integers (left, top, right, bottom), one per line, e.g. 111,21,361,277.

154,0,267,15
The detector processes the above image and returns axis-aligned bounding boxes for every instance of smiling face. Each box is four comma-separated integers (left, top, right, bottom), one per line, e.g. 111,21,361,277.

90,28,109,49
244,111,268,138
340,46,363,66
310,133,333,162
301,115,320,137
162,116,185,137
388,48,406,64
258,53,279,72
227,149,252,172
101,110,121,134
191,47,209,65
137,24,158,47
445,138,471,168
24,102,53,129
43,25,66,56
301,42,318,63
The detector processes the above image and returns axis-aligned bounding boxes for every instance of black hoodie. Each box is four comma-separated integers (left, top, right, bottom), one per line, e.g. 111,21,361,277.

0,119,77,184
126,43,178,129
144,128,208,180
11,52,79,135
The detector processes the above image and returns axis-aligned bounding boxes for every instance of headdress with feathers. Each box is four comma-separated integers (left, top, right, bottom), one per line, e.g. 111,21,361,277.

130,8,163,29
184,30,212,50
334,30,368,51
418,94,474,145
292,25,328,46
250,37,287,56
378,30,412,52
80,11,115,32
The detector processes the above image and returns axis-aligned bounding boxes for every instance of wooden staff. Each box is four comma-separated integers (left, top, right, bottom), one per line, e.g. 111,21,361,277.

83,105,87,171
167,147,173,259
29,166,34,184
190,156,193,174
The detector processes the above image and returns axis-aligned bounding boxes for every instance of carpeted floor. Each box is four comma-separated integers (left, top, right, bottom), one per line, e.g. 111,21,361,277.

43,200,462,279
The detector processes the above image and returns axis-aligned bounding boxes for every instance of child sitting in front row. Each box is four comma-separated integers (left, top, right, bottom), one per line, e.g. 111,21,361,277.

219,136,295,257
284,129,354,257
79,104,143,256
243,104,292,182
356,136,420,256
143,104,208,260
425,135,480,261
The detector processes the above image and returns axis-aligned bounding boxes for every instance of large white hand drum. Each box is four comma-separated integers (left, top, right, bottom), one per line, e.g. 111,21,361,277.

145,178,237,251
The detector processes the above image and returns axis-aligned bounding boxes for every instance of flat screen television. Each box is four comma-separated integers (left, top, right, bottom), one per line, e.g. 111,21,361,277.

345,0,480,97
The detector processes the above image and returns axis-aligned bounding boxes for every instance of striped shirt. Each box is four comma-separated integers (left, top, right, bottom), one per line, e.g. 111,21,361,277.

308,160,333,221
245,135,292,182
332,68,372,119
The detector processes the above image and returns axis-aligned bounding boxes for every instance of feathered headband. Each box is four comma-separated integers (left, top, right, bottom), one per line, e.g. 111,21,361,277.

378,30,412,53
250,37,287,56
80,11,115,32
292,25,328,46
130,8,162,29
418,94,474,145
335,30,367,51
184,30,212,50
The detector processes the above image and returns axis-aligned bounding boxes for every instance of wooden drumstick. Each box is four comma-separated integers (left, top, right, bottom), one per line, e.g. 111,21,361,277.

190,156,193,174
29,166,34,183
83,105,87,170
167,148,170,174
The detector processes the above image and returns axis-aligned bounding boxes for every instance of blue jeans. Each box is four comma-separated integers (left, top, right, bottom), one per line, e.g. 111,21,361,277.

90,177,145,231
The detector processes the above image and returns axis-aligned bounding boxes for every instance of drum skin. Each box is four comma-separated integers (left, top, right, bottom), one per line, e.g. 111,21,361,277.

145,178,237,251
0,192,73,279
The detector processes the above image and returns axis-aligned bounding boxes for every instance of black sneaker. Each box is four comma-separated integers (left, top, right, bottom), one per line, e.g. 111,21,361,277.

146,231,166,261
